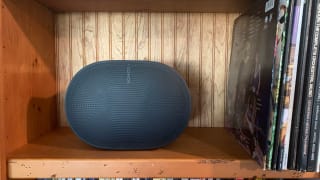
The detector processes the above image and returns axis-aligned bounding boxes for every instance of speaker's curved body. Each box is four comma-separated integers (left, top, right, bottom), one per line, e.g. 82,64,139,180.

65,60,191,149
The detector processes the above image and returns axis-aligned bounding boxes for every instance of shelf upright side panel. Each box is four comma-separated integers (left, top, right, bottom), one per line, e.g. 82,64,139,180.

0,0,4,178
2,0,56,178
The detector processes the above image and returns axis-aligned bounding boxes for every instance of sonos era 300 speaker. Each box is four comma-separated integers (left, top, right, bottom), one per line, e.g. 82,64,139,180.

65,60,191,149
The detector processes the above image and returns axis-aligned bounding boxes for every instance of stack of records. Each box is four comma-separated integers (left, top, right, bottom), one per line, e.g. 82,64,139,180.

226,0,320,172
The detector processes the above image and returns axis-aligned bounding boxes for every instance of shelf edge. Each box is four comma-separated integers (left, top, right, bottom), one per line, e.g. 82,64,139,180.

8,158,319,178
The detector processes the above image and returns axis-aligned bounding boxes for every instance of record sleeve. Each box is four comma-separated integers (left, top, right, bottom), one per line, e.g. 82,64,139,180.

272,0,306,170
226,0,279,166
262,0,291,169
307,52,320,171
271,0,295,170
281,0,305,170
297,0,320,171
288,0,313,170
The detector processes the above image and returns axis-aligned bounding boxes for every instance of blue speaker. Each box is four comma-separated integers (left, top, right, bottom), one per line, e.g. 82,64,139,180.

65,60,191,149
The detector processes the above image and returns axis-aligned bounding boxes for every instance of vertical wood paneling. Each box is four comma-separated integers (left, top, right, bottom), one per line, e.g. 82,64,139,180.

124,13,136,60
57,14,71,127
201,13,214,127
137,13,149,60
188,13,201,127
175,13,188,80
150,13,162,62
97,12,110,61
110,13,123,60
84,13,97,64
56,12,238,127
71,13,84,76
214,14,227,127
162,13,175,67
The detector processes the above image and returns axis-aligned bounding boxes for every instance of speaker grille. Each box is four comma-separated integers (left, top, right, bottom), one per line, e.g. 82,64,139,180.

65,60,191,149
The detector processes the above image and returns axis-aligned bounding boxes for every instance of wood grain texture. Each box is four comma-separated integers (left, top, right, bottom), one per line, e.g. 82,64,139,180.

2,0,56,149
97,12,111,61
7,127,320,178
150,13,162,62
137,12,149,60
57,13,71,127
84,12,97,65
201,13,214,127
175,13,188,80
110,13,123,60
2,0,56,178
213,14,227,127
0,0,4,178
56,12,239,127
188,13,201,127
71,13,84,76
36,0,254,13
124,13,136,60
162,13,175,68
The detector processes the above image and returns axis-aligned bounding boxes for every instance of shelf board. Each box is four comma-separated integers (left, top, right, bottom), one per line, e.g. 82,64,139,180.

36,0,253,12
8,127,319,178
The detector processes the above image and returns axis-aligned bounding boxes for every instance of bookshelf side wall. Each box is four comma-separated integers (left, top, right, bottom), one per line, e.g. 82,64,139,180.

0,0,4,178
1,0,57,178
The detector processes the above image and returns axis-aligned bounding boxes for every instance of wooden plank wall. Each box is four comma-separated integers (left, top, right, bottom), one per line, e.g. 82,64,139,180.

56,12,239,127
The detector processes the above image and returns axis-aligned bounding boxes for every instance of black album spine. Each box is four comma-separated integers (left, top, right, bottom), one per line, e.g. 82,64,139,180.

297,0,320,171
307,40,320,172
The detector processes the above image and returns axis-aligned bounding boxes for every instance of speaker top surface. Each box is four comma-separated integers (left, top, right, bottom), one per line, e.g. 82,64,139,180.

65,60,191,149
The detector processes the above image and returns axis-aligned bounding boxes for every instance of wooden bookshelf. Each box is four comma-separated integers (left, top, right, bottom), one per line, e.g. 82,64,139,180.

2,0,320,179
7,128,319,178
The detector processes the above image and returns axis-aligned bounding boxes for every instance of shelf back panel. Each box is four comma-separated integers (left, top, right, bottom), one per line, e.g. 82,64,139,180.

56,12,239,127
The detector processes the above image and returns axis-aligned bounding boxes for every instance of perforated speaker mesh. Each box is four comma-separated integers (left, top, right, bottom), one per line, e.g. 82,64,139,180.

65,60,191,149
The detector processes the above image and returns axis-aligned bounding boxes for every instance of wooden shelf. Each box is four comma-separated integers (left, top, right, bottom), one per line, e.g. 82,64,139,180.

7,127,319,179
36,0,254,12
